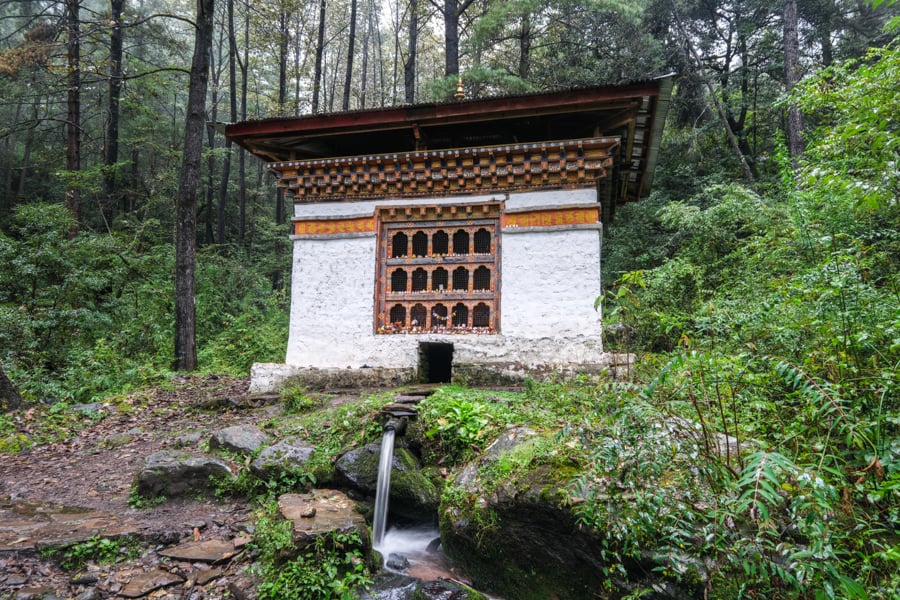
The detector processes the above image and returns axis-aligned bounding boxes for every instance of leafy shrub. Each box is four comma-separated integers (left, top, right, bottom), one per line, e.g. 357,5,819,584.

251,516,372,600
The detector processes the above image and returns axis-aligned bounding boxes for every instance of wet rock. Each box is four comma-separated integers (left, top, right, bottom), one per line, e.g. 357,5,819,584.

209,425,271,455
172,432,203,448
70,574,98,585
416,580,482,599
386,553,410,570
277,490,367,549
150,530,181,545
250,438,315,479
158,539,238,563
133,450,233,499
119,568,184,598
356,572,419,600
334,443,439,519
75,589,100,600
192,567,223,585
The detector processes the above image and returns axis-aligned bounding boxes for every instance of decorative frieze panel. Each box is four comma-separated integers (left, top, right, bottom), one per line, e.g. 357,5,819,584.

273,138,620,202
501,205,600,229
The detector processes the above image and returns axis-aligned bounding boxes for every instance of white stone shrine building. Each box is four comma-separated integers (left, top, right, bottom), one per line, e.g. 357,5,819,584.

225,78,672,390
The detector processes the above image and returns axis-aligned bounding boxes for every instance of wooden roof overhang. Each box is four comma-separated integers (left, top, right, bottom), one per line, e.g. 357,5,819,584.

225,76,672,207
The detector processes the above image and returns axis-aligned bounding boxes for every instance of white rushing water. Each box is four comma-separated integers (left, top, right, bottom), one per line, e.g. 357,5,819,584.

371,427,396,547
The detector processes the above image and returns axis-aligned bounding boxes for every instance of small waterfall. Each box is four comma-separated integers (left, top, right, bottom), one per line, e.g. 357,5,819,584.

372,425,396,547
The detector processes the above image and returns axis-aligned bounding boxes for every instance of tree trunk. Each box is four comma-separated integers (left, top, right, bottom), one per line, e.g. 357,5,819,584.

65,0,81,236
16,99,37,204
360,0,372,108
784,0,805,168
312,0,327,113
278,9,289,113
205,84,217,245
343,0,358,110
218,0,238,247
103,0,125,221
0,365,23,412
175,0,215,372
238,0,249,247
2,101,22,220
404,0,418,103
444,0,459,77
518,13,531,80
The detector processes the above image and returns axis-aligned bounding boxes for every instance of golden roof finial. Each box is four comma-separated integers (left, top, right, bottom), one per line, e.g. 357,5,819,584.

454,77,464,101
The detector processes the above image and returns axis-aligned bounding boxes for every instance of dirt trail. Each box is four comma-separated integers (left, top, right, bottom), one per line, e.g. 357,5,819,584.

0,375,274,599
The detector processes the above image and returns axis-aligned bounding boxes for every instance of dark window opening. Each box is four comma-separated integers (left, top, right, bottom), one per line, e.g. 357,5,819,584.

473,303,490,327
452,303,469,327
391,269,408,292
431,304,448,328
411,304,427,328
453,230,469,255
419,342,453,384
452,267,469,291
412,231,428,256
392,232,408,257
473,266,491,290
432,230,449,255
389,304,406,328
474,228,491,253
412,268,428,291
432,268,448,291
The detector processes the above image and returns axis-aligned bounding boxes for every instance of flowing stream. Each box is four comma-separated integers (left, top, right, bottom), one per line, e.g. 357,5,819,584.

371,426,396,547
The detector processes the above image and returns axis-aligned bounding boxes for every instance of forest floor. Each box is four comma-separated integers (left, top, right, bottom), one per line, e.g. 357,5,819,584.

0,375,359,600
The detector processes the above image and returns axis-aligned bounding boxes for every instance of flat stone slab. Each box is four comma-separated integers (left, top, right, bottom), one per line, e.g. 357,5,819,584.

119,568,184,598
278,490,366,547
0,500,138,553
158,539,238,563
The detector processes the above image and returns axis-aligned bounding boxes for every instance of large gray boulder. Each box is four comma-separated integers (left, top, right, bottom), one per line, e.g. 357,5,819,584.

334,442,439,519
209,425,271,455
134,450,233,499
250,438,315,479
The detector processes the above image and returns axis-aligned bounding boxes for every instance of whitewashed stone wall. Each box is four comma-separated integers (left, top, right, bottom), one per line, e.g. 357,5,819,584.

258,188,607,390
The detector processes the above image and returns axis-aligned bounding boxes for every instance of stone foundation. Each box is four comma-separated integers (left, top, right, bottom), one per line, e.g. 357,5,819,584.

249,353,634,393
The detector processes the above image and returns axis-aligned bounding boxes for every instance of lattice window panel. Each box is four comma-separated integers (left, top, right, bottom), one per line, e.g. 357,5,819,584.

375,204,500,334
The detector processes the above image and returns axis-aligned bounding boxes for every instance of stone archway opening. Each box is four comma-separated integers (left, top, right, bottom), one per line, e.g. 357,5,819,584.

418,342,454,383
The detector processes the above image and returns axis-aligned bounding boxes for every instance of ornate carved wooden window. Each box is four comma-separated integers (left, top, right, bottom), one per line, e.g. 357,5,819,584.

376,203,501,334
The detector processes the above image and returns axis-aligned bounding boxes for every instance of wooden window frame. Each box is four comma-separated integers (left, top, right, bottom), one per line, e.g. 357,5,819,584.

375,204,501,334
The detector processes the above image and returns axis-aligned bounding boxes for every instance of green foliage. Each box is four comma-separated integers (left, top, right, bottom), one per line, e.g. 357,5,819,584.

251,516,372,600
795,43,900,211
214,466,315,505
281,383,324,414
0,203,288,402
47,535,142,571
127,486,166,509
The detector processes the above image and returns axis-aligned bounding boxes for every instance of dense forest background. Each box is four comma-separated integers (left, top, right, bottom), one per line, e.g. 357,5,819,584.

1,0,898,596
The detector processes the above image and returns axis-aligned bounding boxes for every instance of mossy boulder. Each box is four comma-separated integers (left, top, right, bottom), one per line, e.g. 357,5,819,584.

440,462,604,600
438,430,704,599
334,441,439,520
